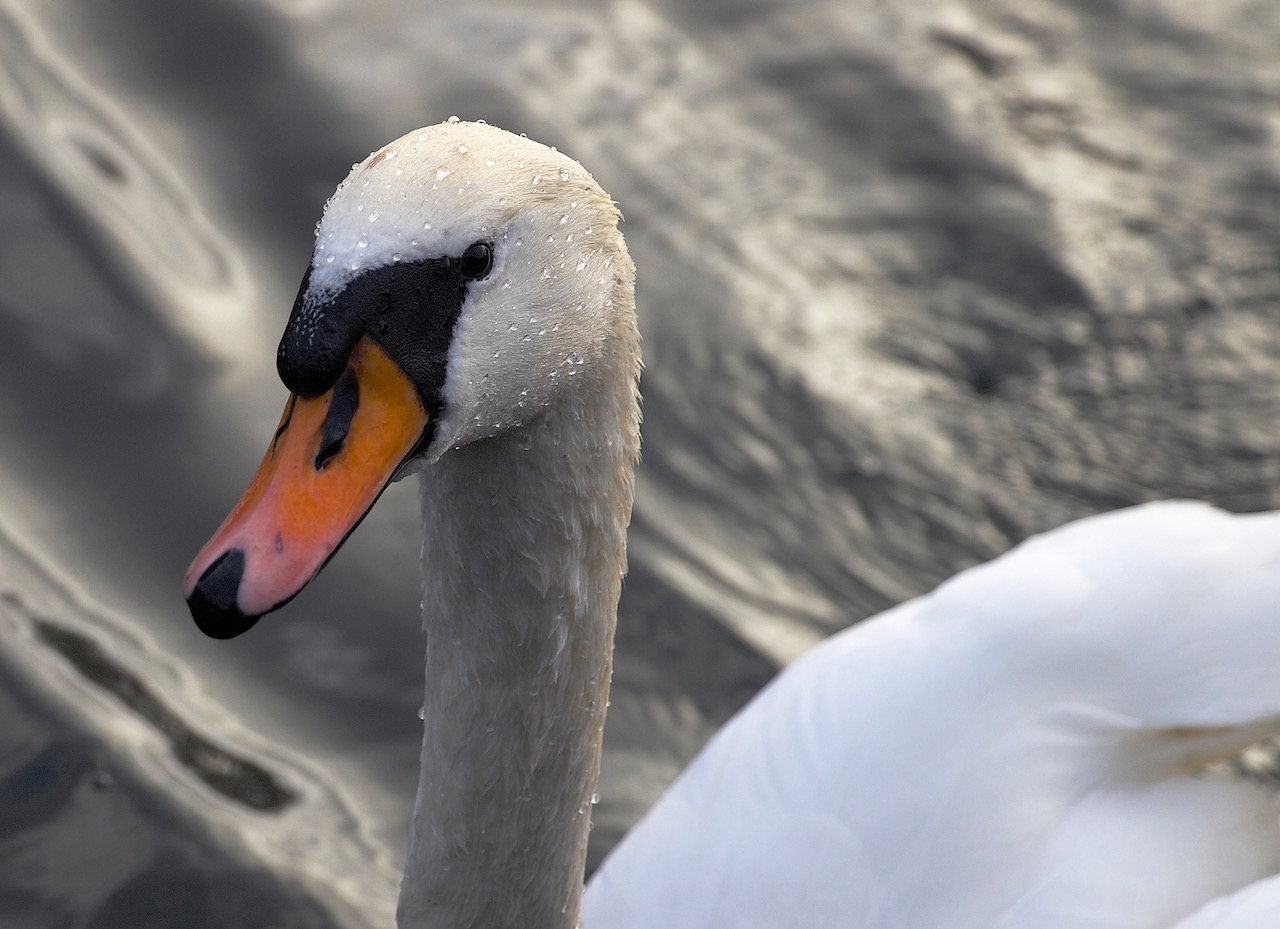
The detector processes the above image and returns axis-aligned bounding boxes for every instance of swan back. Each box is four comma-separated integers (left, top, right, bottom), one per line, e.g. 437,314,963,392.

584,502,1280,929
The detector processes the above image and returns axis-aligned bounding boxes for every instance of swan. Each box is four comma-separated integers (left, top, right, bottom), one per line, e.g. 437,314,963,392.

183,119,1280,929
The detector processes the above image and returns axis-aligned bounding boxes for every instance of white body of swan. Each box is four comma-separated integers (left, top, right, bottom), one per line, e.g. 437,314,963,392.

584,501,1280,929
184,121,1280,929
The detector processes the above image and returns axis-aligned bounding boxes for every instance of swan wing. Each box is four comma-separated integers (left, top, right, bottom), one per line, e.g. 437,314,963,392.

1169,872,1280,929
584,502,1280,928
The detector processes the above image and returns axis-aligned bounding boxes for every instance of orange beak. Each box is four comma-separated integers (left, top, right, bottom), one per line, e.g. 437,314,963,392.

184,337,428,638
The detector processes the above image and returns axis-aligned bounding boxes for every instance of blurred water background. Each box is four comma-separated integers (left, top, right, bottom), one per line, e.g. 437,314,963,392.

0,0,1278,925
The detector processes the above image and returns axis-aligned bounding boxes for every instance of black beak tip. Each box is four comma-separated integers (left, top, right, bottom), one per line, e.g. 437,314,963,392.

186,548,260,639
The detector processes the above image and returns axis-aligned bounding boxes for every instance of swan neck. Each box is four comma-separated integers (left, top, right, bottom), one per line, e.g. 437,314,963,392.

397,384,635,929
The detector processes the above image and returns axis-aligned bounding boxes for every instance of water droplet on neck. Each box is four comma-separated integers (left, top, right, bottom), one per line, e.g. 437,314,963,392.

436,166,451,180
458,143,469,153
368,211,379,222
577,258,586,271
417,705,426,720
560,167,570,181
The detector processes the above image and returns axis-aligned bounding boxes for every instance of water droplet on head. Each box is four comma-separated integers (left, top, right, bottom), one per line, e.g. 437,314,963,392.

423,221,432,231
436,166,451,180
577,258,586,271
543,267,553,279
369,211,379,222
515,237,524,246
560,167,570,180
358,236,368,249
486,159,495,167
458,143,469,153
447,115,460,123
418,705,426,720
325,254,335,263
533,174,542,185
560,214,569,225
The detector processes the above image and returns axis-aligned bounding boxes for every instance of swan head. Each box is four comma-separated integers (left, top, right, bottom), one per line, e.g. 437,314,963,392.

183,120,636,638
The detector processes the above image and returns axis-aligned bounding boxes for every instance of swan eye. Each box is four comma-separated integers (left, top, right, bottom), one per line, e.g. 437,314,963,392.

459,242,493,280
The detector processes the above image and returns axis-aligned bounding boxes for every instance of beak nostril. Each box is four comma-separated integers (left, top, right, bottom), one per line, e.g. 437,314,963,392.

315,367,360,471
187,548,259,639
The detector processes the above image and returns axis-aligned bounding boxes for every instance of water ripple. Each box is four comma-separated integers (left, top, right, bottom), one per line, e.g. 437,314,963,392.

0,0,258,362
0,519,400,928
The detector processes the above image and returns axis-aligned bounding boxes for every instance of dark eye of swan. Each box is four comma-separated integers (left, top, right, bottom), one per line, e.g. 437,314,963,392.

459,242,493,280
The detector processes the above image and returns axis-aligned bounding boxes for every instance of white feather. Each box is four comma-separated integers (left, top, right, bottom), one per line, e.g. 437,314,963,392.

583,503,1280,928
